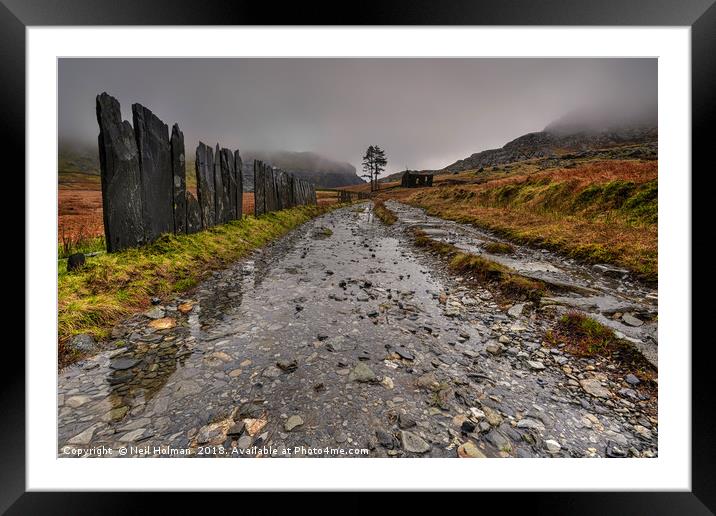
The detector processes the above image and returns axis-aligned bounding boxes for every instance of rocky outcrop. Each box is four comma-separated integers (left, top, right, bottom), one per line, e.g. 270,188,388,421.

442,126,658,174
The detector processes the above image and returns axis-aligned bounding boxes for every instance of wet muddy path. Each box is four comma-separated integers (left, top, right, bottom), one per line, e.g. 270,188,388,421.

387,201,658,366
59,203,657,458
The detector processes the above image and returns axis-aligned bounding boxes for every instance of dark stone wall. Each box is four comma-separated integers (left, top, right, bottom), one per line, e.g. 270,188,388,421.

96,93,146,252
170,124,187,234
132,103,173,241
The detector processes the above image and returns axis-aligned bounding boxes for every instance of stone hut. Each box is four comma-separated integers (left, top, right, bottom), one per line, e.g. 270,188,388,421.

401,171,434,188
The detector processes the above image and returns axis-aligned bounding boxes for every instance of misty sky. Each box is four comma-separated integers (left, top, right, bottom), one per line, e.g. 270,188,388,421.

58,58,656,175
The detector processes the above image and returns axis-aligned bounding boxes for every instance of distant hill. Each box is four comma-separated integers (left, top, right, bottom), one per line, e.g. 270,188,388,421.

58,141,100,175
441,125,657,174
381,112,658,183
242,150,364,189
58,143,364,190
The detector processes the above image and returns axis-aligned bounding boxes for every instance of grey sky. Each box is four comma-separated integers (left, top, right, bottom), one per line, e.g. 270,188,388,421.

58,58,656,175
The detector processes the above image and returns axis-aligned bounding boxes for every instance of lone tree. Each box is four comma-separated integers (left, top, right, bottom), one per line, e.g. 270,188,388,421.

361,145,388,192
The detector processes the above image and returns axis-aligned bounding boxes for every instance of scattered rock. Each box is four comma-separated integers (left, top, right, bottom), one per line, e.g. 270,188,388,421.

285,415,304,431
622,313,644,327
399,430,431,454
527,360,545,371
66,395,91,408
144,307,165,319
457,441,486,458
593,263,629,278
398,413,416,429
507,303,525,318
227,421,245,436
67,253,86,271
395,348,415,360
67,424,99,445
516,418,546,431
237,435,253,449
486,341,502,355
262,366,283,379
381,376,394,389
68,334,97,354
178,302,194,314
580,378,611,398
243,417,268,436
376,430,397,449
119,428,146,443
625,374,641,385
148,317,176,330
109,357,140,371
277,359,298,372
482,406,503,427
348,362,377,383
544,439,561,453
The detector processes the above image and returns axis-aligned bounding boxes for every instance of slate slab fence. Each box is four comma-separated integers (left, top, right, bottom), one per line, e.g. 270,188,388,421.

96,92,317,252
253,160,317,216
336,190,370,202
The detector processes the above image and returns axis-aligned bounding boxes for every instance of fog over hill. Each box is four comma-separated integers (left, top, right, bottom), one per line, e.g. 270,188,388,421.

58,140,364,189
59,58,656,180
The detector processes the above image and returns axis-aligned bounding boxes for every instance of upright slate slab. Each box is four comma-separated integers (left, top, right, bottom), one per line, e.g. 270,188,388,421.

266,166,277,212
234,150,243,218
132,103,173,242
185,191,202,234
279,171,289,209
220,148,234,222
195,142,216,228
213,143,227,224
287,174,295,208
170,124,187,234
96,93,145,252
273,170,282,210
254,160,265,216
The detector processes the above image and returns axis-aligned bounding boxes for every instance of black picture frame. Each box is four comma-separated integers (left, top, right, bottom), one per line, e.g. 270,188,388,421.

5,0,712,511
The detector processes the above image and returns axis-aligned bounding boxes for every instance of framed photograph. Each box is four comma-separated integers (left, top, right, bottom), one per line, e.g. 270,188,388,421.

7,0,712,509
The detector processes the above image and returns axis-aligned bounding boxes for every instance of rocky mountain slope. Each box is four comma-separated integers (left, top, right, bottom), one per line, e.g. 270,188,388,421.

442,125,657,174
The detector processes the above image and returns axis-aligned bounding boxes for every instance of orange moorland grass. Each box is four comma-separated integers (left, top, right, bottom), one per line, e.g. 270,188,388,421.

384,160,658,282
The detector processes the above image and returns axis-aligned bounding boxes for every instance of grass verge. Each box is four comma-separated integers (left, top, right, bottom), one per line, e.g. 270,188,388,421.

412,229,545,301
545,311,655,380
373,199,397,225
58,204,333,366
389,160,657,282
483,241,515,254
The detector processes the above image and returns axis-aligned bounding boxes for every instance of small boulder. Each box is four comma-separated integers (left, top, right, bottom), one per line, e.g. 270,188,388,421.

68,334,97,354
66,253,86,271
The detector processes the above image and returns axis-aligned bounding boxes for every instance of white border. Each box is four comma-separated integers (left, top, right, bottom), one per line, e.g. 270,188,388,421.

27,27,691,491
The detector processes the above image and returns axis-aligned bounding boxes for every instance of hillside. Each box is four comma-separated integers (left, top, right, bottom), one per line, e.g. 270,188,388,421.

58,143,364,190
380,118,657,184
379,158,658,281
442,126,657,174
243,150,364,189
